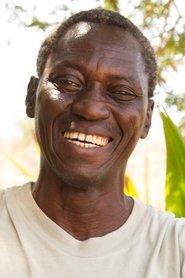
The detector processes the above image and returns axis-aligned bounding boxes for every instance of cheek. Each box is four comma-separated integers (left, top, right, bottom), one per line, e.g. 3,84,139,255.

34,91,69,150
120,105,146,126
116,103,148,140
36,90,68,123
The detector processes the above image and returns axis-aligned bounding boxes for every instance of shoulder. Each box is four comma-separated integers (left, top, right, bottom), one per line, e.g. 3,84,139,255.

0,183,31,215
134,198,185,253
134,198,185,231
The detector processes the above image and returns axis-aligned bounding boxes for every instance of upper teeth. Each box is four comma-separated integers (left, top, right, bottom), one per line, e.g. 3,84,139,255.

63,131,109,147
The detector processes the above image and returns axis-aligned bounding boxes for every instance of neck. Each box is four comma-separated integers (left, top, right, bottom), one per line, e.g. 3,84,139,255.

32,169,133,241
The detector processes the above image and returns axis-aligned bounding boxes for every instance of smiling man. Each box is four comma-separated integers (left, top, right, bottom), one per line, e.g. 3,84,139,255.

1,8,185,278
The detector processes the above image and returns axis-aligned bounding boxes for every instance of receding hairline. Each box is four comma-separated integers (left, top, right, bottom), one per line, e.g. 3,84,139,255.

51,22,145,56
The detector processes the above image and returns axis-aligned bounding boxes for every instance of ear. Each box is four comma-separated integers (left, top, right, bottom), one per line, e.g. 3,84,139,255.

25,76,39,118
140,99,154,139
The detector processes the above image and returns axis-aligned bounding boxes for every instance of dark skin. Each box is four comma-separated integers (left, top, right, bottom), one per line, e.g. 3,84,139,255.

26,23,154,241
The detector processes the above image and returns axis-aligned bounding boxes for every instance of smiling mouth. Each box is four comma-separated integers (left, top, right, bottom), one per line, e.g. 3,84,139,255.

63,131,110,148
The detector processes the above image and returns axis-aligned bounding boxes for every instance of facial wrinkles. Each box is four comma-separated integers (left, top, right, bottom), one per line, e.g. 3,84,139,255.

50,47,146,99
54,24,148,94
44,28,147,119
114,111,144,165
36,81,63,167
40,65,65,102
95,52,143,94
49,54,139,100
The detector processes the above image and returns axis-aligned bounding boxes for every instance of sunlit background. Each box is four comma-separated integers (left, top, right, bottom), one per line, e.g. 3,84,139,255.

0,0,185,210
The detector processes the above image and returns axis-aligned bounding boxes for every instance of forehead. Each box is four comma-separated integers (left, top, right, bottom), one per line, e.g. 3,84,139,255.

47,22,145,72
58,22,141,54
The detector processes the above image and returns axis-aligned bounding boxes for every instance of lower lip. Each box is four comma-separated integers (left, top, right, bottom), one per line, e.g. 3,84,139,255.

63,137,110,152
67,139,100,149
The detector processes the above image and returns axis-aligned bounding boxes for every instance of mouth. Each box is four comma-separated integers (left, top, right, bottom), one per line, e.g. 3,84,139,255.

63,131,111,148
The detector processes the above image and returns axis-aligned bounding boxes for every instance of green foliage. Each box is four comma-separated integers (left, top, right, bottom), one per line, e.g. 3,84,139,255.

27,17,50,31
135,1,185,81
104,0,119,11
161,111,185,216
179,116,185,139
165,92,185,111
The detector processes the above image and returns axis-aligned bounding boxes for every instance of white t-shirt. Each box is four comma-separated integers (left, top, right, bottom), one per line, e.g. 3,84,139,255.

0,183,185,277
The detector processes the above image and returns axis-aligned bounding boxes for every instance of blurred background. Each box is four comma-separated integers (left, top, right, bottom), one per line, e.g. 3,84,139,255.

0,0,185,211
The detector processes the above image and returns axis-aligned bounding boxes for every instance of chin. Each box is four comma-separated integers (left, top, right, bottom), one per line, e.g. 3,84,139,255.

56,167,104,190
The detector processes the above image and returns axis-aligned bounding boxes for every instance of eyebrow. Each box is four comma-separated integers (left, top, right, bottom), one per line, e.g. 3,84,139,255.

107,74,137,85
51,60,85,73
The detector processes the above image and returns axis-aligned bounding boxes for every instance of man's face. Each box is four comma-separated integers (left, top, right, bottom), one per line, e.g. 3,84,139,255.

27,23,153,187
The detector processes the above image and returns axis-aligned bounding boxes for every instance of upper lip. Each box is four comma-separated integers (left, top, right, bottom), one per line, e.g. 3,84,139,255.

63,131,110,146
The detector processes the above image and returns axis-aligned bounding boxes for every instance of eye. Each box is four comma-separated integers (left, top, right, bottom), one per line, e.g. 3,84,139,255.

108,86,136,101
49,75,83,94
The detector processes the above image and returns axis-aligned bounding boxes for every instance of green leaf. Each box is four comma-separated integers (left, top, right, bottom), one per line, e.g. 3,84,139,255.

161,111,185,216
104,0,119,11
27,17,50,31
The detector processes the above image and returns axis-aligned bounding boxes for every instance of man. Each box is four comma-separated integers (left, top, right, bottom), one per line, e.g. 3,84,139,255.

0,8,184,277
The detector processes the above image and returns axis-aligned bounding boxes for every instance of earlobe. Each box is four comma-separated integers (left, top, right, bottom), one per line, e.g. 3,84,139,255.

25,76,39,118
140,99,154,139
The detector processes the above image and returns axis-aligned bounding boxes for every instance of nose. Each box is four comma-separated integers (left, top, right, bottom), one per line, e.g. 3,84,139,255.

71,86,110,121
